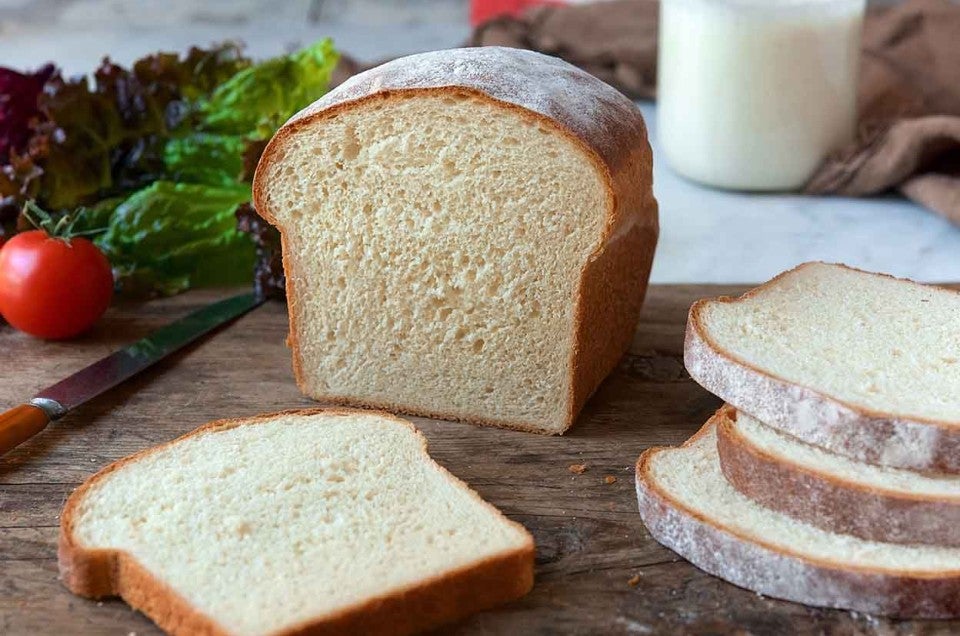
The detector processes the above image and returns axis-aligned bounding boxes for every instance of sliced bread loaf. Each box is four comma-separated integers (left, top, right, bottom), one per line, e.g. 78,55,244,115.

635,409,960,618
716,407,960,545
59,409,534,636
252,47,658,434
685,262,960,472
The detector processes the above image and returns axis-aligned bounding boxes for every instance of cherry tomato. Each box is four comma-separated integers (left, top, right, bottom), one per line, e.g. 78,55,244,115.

0,230,113,339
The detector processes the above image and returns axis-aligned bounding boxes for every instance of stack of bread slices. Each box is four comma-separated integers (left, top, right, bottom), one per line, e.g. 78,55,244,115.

635,262,960,618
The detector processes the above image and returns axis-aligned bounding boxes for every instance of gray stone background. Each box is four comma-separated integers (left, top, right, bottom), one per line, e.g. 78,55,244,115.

0,0,470,73
0,0,902,74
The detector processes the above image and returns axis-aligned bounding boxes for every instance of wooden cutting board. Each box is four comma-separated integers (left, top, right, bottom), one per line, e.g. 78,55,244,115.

1,284,955,635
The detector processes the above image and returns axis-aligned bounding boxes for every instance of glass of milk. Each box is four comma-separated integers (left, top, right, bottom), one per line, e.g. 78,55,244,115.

657,0,866,191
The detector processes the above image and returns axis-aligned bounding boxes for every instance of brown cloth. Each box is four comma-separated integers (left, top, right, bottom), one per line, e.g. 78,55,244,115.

806,0,960,222
468,0,659,99
469,0,960,222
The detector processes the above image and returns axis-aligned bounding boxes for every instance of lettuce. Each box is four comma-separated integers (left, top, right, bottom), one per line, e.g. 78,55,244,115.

200,39,339,137
0,38,338,295
0,64,55,161
2,44,252,212
0,64,56,233
163,133,247,188
96,181,254,296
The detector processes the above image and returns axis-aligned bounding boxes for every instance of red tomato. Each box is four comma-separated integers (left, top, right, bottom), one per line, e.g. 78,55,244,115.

0,230,113,339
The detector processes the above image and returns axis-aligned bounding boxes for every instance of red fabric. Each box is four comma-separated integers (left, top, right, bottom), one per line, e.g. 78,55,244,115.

470,0,565,26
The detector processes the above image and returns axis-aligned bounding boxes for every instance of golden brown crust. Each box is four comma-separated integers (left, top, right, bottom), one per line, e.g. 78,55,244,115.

685,261,960,472
569,212,657,423
637,407,960,578
277,548,533,636
252,51,657,435
635,408,960,618
715,409,960,546
59,407,535,636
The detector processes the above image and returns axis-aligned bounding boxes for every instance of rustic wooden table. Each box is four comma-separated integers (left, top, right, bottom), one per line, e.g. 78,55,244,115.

1,285,956,635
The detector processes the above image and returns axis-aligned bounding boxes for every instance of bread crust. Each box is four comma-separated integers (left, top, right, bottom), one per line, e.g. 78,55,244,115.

635,410,960,619
59,408,535,636
252,47,658,435
684,261,960,472
716,407,960,546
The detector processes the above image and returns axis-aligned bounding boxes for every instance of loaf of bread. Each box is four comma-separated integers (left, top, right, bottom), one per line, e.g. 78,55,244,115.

685,262,960,471
59,409,534,636
635,409,960,619
252,46,658,434
717,407,960,546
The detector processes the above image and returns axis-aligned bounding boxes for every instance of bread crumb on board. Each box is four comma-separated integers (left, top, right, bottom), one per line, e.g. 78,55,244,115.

628,574,642,587
569,463,588,475
604,475,618,484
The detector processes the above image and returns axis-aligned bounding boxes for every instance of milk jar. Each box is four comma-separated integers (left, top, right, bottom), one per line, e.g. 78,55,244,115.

658,0,866,191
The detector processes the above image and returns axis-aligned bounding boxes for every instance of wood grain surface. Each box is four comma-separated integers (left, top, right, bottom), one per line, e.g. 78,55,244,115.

1,284,957,636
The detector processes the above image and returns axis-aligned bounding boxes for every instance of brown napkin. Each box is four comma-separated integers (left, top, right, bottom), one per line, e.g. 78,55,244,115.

805,0,960,222
469,0,960,221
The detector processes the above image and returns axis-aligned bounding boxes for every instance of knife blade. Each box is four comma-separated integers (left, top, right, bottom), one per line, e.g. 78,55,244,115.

0,291,264,456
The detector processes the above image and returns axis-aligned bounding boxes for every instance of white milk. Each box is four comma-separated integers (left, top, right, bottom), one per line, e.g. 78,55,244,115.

658,0,865,191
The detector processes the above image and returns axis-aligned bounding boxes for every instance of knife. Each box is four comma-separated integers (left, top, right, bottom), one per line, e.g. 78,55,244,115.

0,291,264,456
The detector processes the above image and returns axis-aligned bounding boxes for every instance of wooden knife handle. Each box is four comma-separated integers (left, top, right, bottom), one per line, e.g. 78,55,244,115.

0,404,51,456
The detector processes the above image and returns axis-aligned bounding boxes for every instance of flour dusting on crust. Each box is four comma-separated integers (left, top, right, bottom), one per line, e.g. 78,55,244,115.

635,416,960,619
291,47,645,171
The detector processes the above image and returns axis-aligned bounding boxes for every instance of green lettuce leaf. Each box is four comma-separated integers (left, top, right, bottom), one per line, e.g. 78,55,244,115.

200,38,339,137
163,133,247,187
96,181,254,296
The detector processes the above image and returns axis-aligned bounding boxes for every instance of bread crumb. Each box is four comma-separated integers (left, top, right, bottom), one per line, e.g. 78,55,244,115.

628,574,642,587
568,463,587,475
604,475,617,484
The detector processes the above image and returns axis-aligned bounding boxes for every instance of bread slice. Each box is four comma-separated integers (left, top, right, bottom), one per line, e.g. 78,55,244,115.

716,407,960,546
685,262,960,472
252,47,658,434
59,409,534,636
635,409,960,618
